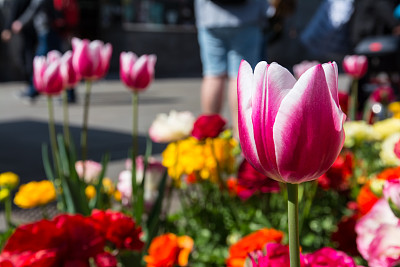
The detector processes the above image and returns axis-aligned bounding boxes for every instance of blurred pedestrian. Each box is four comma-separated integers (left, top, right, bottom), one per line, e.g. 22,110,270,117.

194,0,268,137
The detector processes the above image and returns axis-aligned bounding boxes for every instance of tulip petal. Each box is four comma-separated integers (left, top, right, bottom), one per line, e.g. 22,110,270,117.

252,63,296,181
238,60,268,175
322,62,339,107
273,64,345,183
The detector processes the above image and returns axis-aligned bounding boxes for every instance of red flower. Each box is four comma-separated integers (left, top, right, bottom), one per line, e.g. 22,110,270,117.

91,210,144,251
94,252,118,267
236,159,280,200
338,92,349,115
191,114,226,140
357,183,379,216
318,151,353,191
331,214,359,256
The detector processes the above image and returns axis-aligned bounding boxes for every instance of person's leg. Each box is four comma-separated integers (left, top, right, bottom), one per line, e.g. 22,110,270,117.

197,27,227,114
201,75,226,114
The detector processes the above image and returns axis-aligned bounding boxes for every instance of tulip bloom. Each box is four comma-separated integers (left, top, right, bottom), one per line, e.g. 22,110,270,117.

33,50,64,95
72,37,112,80
120,52,157,91
342,55,368,79
60,51,81,87
237,60,345,184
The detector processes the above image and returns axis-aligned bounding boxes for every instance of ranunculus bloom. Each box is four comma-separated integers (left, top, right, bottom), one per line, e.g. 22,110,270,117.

75,160,102,184
236,159,280,200
120,52,157,91
60,50,81,87
380,133,400,166
238,60,345,183
356,183,380,216
94,252,117,267
373,118,400,140
33,50,64,95
72,37,112,80
293,60,320,79
0,172,19,189
247,242,306,267
383,179,400,215
342,55,368,79
144,233,193,267
331,214,359,256
226,228,284,267
318,151,353,191
90,209,144,251
191,114,226,140
355,199,400,264
149,110,195,143
14,180,56,209
367,224,400,267
305,247,357,267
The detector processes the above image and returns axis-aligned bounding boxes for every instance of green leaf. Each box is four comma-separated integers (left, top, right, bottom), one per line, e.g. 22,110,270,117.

89,152,110,210
42,143,55,183
57,134,70,177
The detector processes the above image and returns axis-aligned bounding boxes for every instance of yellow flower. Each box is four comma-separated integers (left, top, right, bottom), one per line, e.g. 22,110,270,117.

14,180,56,209
85,185,96,200
0,188,10,202
344,121,379,147
380,132,400,166
114,190,122,201
0,172,19,189
162,136,237,181
373,118,400,140
102,177,115,195
389,102,400,118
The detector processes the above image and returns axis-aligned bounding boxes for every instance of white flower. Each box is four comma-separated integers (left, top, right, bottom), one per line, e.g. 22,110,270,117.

75,160,102,183
149,110,195,143
380,133,400,166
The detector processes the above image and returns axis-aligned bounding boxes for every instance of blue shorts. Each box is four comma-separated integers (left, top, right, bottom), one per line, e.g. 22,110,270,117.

197,25,262,77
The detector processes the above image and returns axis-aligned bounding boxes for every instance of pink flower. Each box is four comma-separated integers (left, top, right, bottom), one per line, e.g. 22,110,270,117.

191,114,226,140
355,199,400,264
71,37,112,80
75,160,102,184
293,60,320,79
33,50,64,95
120,52,157,91
305,247,357,267
370,86,396,104
94,252,117,267
342,55,368,79
383,179,400,216
248,243,306,267
367,224,400,267
237,60,345,183
60,51,81,87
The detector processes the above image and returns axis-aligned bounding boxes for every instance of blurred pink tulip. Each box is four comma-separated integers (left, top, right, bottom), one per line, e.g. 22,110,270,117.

342,55,368,79
75,160,102,184
33,50,64,95
293,60,320,79
71,37,112,80
120,52,157,91
60,51,81,87
237,60,345,184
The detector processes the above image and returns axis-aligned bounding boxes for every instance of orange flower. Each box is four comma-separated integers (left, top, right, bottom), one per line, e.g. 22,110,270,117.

144,233,193,267
377,166,400,181
226,228,284,267
356,183,379,216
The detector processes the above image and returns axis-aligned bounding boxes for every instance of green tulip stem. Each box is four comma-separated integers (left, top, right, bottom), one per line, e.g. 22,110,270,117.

287,183,300,267
62,89,70,148
349,79,359,121
81,80,92,176
47,95,60,175
131,91,139,215
5,195,12,229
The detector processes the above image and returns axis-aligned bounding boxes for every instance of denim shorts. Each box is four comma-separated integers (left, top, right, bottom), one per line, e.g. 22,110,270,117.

197,25,262,77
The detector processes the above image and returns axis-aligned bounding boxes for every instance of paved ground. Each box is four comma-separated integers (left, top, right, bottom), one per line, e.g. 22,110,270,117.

0,74,351,229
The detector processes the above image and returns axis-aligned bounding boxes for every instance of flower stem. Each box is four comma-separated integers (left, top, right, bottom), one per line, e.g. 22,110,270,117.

5,195,12,229
81,80,92,175
349,79,359,121
62,90,70,148
131,91,139,215
287,183,300,267
47,96,60,175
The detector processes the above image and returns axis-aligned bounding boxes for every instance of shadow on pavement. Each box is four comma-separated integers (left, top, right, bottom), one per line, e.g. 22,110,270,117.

0,119,167,184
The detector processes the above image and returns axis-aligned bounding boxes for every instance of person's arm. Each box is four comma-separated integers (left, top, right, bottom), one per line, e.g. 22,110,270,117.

14,0,46,31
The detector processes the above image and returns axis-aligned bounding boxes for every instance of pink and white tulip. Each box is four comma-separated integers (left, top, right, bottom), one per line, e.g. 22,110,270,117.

75,160,102,184
342,55,368,79
293,60,320,79
237,60,345,183
120,52,157,91
60,51,81,87
71,37,112,80
33,50,64,95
